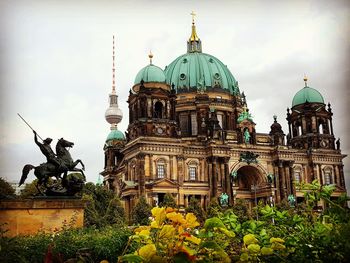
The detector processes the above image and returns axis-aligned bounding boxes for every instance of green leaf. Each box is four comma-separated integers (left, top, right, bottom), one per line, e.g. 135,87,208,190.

204,217,225,230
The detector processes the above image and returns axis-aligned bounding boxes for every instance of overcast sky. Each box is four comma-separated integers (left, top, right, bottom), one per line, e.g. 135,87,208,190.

1,0,349,193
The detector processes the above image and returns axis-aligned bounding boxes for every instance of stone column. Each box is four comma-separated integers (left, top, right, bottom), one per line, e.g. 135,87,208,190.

177,156,184,185
284,165,291,196
170,156,174,180
220,162,225,187
212,157,218,198
278,161,286,200
318,164,323,185
184,195,189,207
274,164,280,203
138,154,145,196
335,165,340,186
208,159,213,199
339,165,345,187
224,160,232,204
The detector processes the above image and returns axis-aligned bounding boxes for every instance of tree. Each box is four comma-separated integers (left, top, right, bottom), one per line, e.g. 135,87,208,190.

232,198,251,222
159,193,177,208
82,182,125,228
132,196,152,225
19,179,44,198
0,177,15,199
207,197,222,218
185,196,206,223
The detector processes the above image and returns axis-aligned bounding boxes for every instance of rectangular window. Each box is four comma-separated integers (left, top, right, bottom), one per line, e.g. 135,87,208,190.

157,164,165,178
189,167,196,181
180,114,189,136
191,112,198,136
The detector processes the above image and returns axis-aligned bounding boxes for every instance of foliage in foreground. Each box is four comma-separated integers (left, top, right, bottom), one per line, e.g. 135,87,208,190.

0,225,131,263
118,180,350,262
82,182,126,228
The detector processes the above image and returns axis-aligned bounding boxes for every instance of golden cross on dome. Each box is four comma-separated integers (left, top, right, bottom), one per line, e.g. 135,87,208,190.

190,11,196,24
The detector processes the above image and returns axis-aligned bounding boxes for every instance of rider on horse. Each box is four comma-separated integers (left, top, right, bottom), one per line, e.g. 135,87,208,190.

33,130,66,171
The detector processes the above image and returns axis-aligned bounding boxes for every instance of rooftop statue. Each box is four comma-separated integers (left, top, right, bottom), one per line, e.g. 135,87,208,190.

18,114,85,196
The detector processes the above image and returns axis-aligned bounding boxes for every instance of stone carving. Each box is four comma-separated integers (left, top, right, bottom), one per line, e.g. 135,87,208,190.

239,151,259,164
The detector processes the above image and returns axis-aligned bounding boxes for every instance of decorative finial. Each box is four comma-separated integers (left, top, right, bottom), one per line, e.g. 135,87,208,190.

190,11,196,24
273,115,277,122
148,50,153,64
112,35,116,92
189,11,199,42
303,74,308,87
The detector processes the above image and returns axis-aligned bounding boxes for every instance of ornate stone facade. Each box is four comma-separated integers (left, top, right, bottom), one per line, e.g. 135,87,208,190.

101,22,347,219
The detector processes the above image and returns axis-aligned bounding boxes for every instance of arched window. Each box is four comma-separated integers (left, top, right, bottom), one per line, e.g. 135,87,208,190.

323,167,333,185
154,101,163,119
156,159,166,179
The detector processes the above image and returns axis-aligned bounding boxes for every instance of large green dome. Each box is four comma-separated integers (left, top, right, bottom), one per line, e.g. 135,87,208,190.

106,129,125,142
164,52,239,95
292,86,324,107
134,64,166,85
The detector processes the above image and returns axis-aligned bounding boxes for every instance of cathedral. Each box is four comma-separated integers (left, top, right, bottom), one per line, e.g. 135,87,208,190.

100,17,347,218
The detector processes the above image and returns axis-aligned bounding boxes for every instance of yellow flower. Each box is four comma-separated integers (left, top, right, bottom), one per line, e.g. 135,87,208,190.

270,237,285,243
185,234,201,245
261,247,274,255
159,225,176,239
151,207,167,225
185,213,200,228
137,244,156,261
150,221,160,229
247,244,261,254
243,234,258,245
167,212,186,225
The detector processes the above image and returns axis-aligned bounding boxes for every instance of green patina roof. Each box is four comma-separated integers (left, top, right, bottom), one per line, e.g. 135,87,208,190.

164,52,239,95
106,129,125,141
134,64,166,85
292,86,324,107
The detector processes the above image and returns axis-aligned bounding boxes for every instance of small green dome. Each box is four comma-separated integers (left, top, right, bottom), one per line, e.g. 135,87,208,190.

134,64,166,85
292,86,324,107
106,129,125,142
164,52,239,95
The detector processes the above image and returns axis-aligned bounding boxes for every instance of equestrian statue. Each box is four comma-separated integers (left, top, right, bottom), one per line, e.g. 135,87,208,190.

18,114,86,196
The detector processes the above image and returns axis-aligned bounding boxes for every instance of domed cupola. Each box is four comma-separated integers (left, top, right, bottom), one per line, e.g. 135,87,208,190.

269,115,285,146
287,76,335,150
164,13,239,95
134,53,166,85
292,77,324,107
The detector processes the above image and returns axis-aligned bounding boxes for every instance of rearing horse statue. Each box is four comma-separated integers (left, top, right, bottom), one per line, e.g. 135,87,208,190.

19,138,85,195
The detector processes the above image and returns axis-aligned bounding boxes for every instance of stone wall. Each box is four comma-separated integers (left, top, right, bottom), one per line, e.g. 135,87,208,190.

0,199,86,237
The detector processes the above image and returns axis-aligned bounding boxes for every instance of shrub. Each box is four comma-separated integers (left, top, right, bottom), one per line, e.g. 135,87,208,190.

131,196,152,225
0,226,131,263
82,182,126,228
159,193,177,208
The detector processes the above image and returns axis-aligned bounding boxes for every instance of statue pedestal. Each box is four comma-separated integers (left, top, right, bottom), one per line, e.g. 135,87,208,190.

0,198,86,237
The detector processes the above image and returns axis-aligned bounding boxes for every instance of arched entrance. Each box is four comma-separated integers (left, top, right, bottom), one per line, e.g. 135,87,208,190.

233,165,273,208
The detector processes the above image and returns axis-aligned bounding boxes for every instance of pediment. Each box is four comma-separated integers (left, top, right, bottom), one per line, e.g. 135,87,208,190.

150,178,178,187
